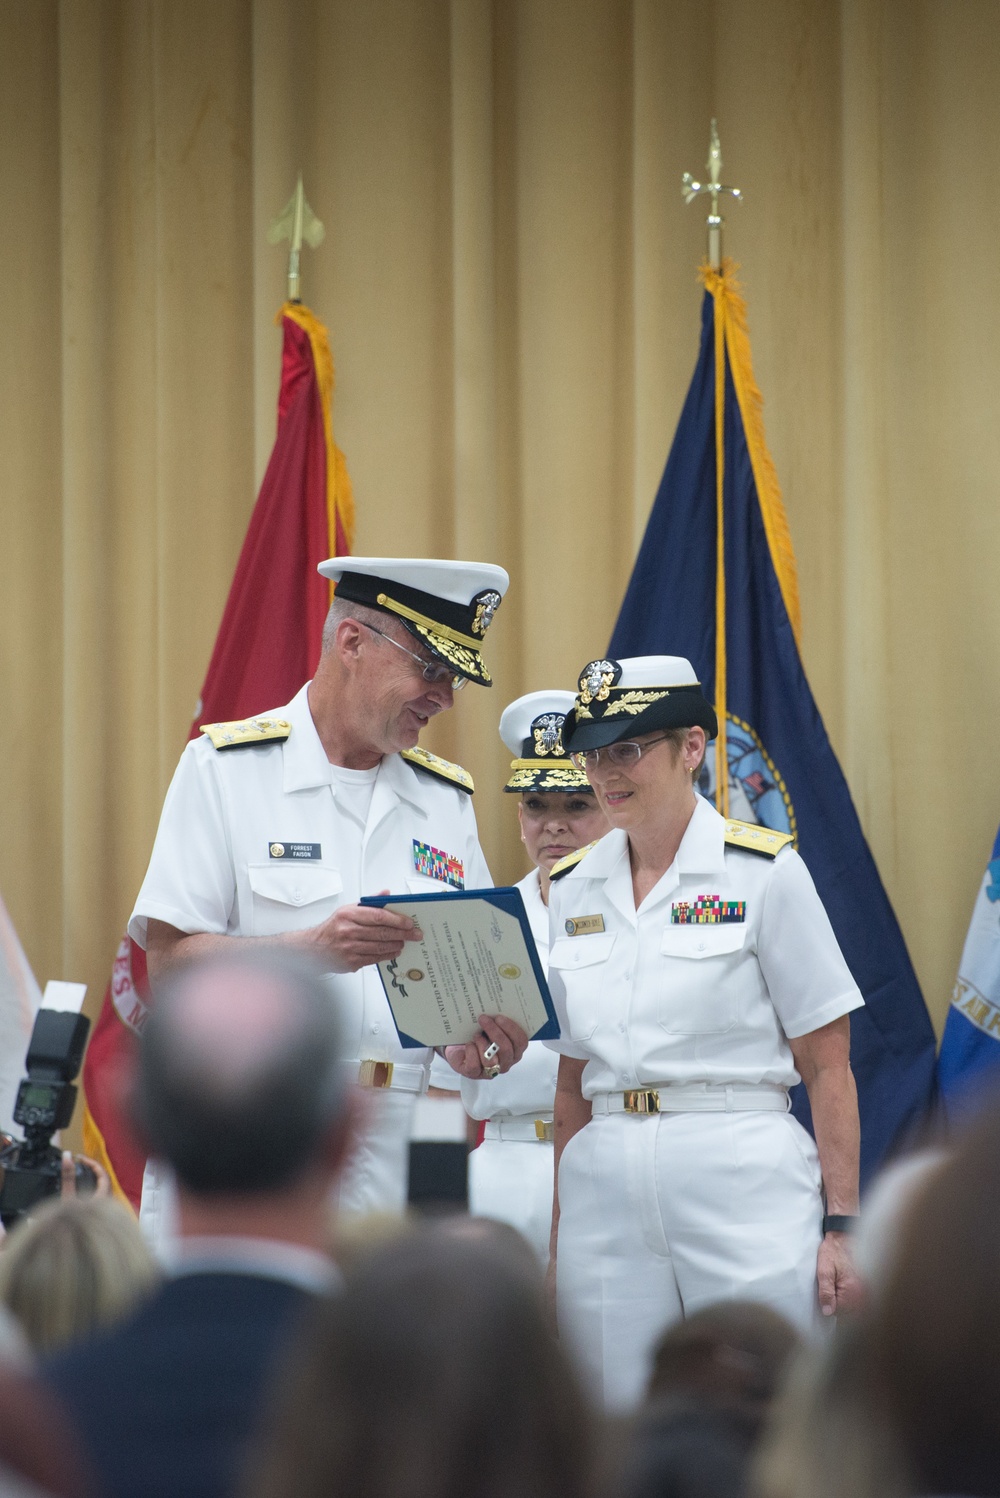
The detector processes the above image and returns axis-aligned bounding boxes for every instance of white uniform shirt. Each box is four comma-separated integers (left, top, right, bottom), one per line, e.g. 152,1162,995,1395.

129,683,491,1068
546,795,863,1099
460,869,559,1121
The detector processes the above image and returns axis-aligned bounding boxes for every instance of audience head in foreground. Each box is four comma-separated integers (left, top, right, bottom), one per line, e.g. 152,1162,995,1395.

622,1301,802,1498
41,951,351,1498
250,1226,601,1498
754,1095,1000,1498
136,948,351,1232
0,1196,157,1355
647,1300,803,1439
751,1323,908,1498
867,1095,1000,1496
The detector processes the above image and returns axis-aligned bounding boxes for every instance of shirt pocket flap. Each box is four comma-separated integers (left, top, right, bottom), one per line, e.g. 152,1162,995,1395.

247,864,344,907
548,933,617,970
660,924,747,960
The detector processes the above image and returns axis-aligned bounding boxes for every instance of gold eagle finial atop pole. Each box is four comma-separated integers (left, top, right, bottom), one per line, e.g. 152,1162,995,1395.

682,120,742,269
267,173,325,303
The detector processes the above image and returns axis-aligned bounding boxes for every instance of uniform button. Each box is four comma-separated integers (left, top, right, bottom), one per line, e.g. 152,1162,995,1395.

618,1023,626,1034
624,971,633,982
370,1024,379,1034
698,941,706,951
291,888,303,903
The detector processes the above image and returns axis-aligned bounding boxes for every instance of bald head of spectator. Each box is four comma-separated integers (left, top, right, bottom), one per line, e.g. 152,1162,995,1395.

135,951,350,1202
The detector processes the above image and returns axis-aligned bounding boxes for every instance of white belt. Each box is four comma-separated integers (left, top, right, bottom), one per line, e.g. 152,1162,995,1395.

344,1060,428,1093
483,1116,554,1144
591,1083,790,1115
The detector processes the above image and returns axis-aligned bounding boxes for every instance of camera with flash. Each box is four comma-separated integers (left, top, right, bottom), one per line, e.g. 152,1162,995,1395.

0,1008,95,1227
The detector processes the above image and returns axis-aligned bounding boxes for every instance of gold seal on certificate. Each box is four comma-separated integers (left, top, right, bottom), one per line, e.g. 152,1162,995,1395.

360,887,557,1048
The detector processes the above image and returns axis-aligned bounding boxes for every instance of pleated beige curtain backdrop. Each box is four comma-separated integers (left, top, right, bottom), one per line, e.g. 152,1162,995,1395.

1,0,998,1038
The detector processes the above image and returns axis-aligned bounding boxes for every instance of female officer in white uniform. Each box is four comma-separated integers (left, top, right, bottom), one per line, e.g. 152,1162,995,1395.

457,692,607,1261
546,656,865,1411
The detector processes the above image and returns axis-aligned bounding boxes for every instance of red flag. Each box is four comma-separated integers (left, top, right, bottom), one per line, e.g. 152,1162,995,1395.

82,304,354,1208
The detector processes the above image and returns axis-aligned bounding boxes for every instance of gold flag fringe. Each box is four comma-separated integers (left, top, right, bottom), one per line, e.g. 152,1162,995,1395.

82,1105,135,1213
279,302,357,572
699,261,802,646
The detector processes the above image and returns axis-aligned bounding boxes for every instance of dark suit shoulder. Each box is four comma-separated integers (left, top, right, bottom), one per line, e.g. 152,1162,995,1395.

46,1272,308,1382
43,1273,315,1498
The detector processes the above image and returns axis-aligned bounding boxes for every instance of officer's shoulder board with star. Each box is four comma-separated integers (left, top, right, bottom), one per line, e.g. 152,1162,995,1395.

723,819,794,859
401,746,474,795
549,840,600,881
200,715,292,751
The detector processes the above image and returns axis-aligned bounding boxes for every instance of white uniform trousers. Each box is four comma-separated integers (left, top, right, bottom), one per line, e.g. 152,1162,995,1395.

469,1135,554,1265
556,1110,823,1411
335,1086,418,1217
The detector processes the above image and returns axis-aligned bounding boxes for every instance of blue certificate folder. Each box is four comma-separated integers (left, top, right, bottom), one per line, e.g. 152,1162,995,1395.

360,886,558,1049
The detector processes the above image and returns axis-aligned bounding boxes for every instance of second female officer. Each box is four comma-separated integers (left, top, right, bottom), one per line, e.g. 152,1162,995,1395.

446,691,607,1261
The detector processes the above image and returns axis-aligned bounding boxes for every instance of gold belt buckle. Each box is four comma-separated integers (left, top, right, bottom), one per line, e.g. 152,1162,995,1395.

358,1060,394,1089
623,1089,660,1114
534,1120,554,1143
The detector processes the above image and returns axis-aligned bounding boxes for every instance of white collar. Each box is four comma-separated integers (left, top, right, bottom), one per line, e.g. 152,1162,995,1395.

278,682,428,812
279,683,336,793
675,794,729,875
558,795,727,881
166,1235,339,1294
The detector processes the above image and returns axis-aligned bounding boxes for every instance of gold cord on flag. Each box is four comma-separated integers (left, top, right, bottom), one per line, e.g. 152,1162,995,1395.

269,176,354,573
278,302,356,574
701,261,802,641
712,273,729,820
701,259,804,819
82,1107,132,1208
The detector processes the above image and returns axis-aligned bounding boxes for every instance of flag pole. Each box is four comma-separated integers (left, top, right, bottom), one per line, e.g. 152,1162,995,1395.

682,123,743,817
682,119,741,269
267,173,326,303
267,177,355,564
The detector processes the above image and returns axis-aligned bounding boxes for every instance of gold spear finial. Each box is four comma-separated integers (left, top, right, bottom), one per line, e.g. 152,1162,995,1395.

267,173,325,303
682,120,742,269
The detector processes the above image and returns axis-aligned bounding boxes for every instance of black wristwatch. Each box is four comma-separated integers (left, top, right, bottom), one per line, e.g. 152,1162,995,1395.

822,1214,859,1235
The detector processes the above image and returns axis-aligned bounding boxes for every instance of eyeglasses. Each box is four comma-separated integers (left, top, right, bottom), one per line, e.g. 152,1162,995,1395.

569,733,674,771
363,622,466,690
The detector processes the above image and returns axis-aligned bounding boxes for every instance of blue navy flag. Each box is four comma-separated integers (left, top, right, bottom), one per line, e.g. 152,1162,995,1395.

610,264,936,1185
937,825,1000,1112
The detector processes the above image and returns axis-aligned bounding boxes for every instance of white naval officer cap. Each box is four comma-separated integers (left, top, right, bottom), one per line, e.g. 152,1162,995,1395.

498,690,593,794
562,654,719,753
318,556,509,687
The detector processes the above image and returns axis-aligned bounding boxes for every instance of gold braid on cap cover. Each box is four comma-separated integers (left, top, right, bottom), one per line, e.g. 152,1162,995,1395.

375,593,481,649
375,592,491,684
408,623,489,683
504,760,591,791
601,689,673,717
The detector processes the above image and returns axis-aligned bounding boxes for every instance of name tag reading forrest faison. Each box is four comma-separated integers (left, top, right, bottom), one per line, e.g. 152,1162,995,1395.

359,887,557,1049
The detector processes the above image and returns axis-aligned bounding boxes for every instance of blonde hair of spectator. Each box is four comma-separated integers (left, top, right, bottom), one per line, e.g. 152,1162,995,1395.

327,1209,413,1276
0,1196,158,1355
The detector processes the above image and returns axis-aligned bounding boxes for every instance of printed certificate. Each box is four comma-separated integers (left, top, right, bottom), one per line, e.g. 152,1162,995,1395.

359,886,557,1049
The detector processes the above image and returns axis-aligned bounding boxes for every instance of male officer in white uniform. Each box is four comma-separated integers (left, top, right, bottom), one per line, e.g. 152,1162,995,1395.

129,558,527,1223
433,691,606,1261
